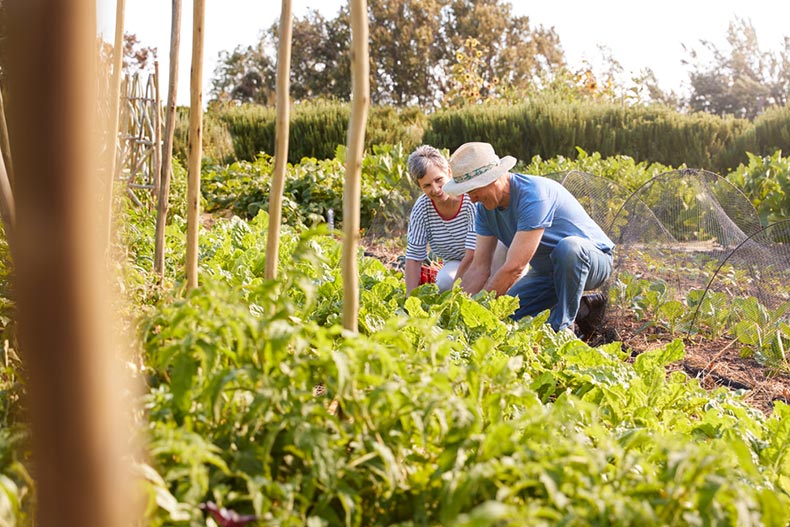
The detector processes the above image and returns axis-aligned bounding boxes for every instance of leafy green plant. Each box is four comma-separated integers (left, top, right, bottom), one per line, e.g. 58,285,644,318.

727,150,790,225
522,147,672,191
5,147,790,526
734,298,790,372
124,209,790,526
687,290,734,338
200,144,412,231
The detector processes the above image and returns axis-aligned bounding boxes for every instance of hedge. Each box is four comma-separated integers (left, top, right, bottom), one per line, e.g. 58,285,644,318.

174,98,789,173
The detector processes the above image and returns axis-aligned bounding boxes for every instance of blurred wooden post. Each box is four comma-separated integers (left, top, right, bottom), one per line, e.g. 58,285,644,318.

154,0,182,279
0,89,14,189
186,0,206,290
0,152,14,252
5,0,139,526
104,0,126,242
342,0,370,332
265,0,293,280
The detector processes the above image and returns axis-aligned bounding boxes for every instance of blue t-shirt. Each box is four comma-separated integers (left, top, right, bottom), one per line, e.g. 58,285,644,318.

475,173,614,256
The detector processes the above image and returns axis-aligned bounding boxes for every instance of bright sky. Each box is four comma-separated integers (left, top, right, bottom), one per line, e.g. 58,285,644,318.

98,0,789,106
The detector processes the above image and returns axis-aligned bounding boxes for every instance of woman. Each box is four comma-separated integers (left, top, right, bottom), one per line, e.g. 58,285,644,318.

404,145,506,293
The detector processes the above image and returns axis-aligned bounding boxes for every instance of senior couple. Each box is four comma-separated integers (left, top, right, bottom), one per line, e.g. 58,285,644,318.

405,142,613,336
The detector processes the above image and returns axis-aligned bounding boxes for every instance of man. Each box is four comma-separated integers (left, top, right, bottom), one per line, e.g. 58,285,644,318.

443,142,614,334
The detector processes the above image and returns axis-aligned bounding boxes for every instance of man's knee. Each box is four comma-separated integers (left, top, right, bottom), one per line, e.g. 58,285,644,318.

552,236,587,266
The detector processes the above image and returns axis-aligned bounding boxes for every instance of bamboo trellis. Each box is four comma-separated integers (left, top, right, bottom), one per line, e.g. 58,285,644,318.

116,71,162,206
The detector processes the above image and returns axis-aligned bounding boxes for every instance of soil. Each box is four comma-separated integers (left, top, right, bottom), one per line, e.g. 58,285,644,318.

362,239,790,416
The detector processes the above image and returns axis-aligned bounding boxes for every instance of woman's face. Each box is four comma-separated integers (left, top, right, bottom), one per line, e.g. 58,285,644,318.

417,164,451,203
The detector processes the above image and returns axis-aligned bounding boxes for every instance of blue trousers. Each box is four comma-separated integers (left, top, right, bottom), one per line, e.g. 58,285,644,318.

508,236,613,331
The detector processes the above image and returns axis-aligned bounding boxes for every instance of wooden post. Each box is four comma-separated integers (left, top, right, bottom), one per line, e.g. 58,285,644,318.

5,0,139,526
186,0,206,291
104,0,126,242
152,61,163,205
265,0,293,280
0,152,15,253
154,0,182,279
342,0,370,332
0,88,14,190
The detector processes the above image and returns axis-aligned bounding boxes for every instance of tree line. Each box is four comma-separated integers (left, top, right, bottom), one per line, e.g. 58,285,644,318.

210,0,565,109
209,0,790,120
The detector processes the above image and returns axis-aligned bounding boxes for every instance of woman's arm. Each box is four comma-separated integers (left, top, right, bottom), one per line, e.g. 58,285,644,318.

405,258,423,294
460,235,498,295
455,248,475,282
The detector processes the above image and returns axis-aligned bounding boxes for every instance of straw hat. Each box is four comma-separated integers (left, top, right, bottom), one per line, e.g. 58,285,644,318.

443,142,517,196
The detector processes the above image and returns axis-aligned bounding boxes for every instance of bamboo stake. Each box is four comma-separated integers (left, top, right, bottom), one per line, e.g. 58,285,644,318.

154,0,182,279
5,1,139,526
104,0,126,243
0,88,14,190
265,0,293,280
186,0,206,291
152,61,163,205
342,0,370,332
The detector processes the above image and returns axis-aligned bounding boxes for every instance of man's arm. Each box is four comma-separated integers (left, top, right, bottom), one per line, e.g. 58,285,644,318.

405,258,422,294
460,235,498,295
484,228,543,296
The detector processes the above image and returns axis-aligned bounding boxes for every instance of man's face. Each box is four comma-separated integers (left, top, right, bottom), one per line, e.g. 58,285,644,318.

467,183,499,210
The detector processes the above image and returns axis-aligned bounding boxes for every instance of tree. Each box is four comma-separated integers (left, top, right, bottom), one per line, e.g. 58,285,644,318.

443,0,565,95
123,32,157,75
211,41,276,104
288,9,351,101
209,0,567,109
367,0,446,106
684,17,790,119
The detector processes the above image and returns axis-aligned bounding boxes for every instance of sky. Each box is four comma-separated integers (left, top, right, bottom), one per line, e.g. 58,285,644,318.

97,0,789,106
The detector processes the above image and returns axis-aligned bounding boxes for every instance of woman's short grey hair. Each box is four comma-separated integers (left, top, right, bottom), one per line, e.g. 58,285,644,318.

407,145,449,186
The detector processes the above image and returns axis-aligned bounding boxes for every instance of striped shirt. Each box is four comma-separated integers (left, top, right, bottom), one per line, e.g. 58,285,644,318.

406,194,477,262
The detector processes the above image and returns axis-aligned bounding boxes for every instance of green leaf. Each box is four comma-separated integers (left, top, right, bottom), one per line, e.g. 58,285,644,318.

171,352,198,414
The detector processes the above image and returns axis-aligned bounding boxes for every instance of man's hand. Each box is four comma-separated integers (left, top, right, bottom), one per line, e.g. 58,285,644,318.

484,229,543,295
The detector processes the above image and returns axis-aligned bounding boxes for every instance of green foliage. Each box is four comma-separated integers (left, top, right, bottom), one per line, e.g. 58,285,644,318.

173,106,236,164
521,148,672,191
201,143,411,230
684,18,789,120
612,261,790,373
425,97,751,174
0,236,31,526
209,0,564,109
122,211,790,526
3,149,790,525
726,150,790,226
178,101,426,164
175,98,790,180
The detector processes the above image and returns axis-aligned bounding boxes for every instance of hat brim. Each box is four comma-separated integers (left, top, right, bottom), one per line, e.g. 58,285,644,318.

443,155,517,196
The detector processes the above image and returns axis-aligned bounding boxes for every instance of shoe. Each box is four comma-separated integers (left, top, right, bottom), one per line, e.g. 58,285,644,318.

575,292,607,338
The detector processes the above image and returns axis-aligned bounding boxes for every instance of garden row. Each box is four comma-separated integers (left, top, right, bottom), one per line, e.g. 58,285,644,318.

177,97,790,175
195,145,790,230
74,207,790,524
2,150,789,525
